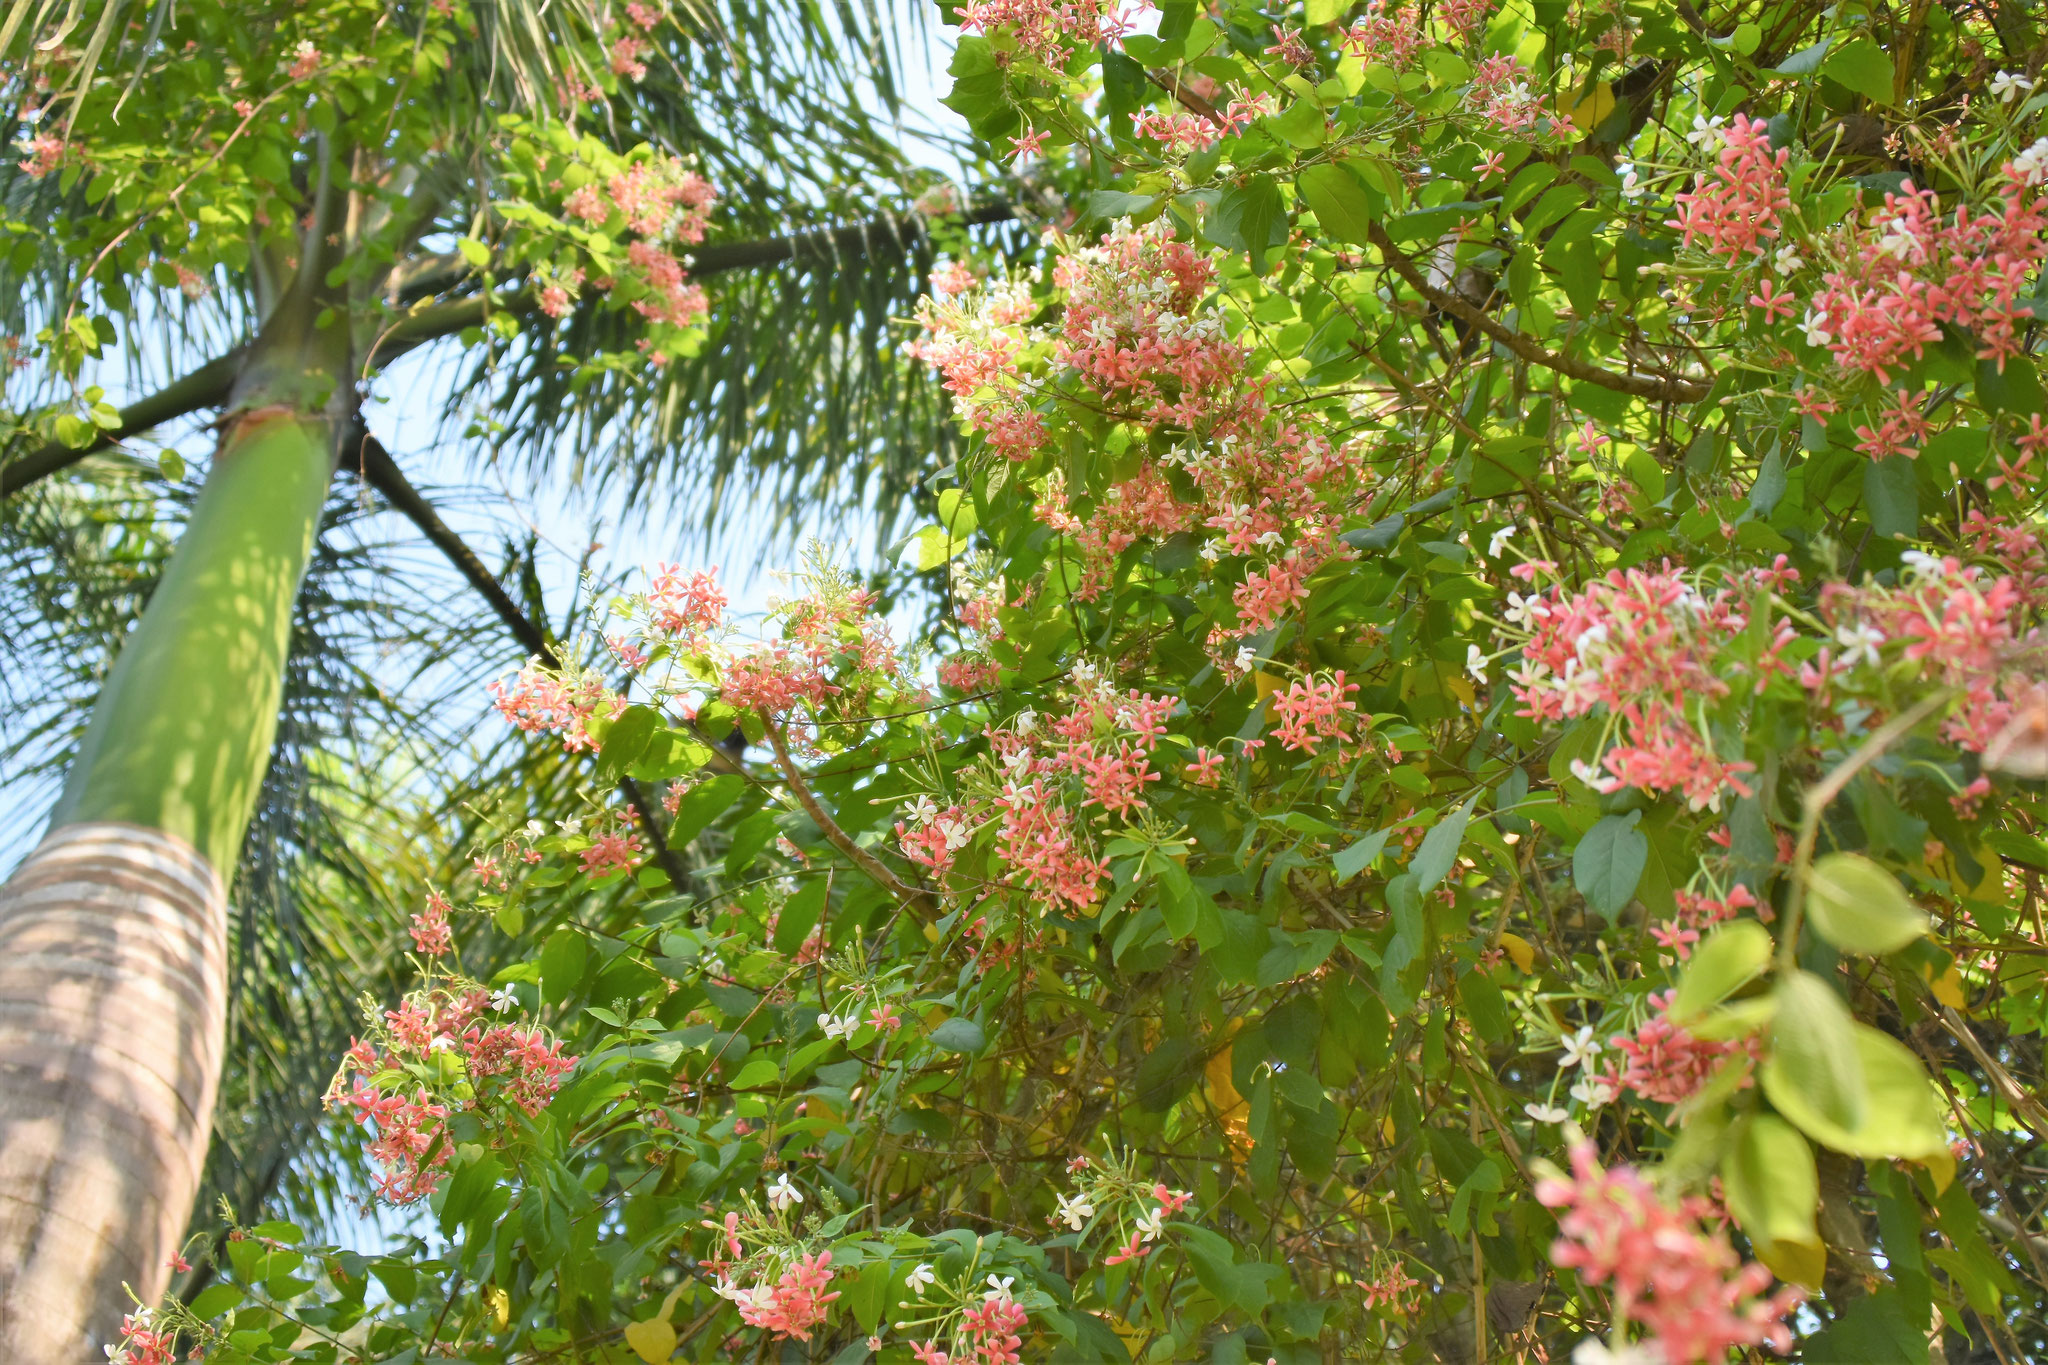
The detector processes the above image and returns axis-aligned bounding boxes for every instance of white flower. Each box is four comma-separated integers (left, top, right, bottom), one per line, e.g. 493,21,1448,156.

1524,1102,1570,1124
1833,622,1886,671
1799,306,1832,348
556,817,583,836
1465,645,1490,685
1558,1025,1603,1070
767,1172,803,1212
908,795,938,824
819,1013,854,1041
1616,163,1642,200
1504,591,1547,627
525,819,546,838
2016,137,2048,185
1487,524,1518,558
1571,622,1611,659
1055,1193,1095,1229
489,985,519,1013
1773,243,1805,274
983,1273,1016,1302
1686,113,1725,148
1570,1074,1618,1109
1901,549,1945,580
1200,540,1223,562
1135,1206,1166,1242
1014,708,1037,734
1233,645,1256,671
1993,70,2034,103
906,1263,936,1296
938,818,970,852
429,1034,456,1053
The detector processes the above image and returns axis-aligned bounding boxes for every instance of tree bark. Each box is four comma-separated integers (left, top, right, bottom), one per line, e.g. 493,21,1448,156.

0,823,226,1360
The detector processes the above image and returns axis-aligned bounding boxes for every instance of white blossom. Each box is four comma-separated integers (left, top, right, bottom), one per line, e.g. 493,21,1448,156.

1993,70,2034,103
1487,524,1518,558
1055,1193,1095,1230
905,1263,936,1296
1524,1102,1570,1124
1466,645,1490,685
767,1172,803,1212
1686,113,1726,147
1558,1025,1603,1071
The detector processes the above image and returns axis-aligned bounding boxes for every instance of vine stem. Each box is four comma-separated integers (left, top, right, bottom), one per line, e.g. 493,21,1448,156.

765,720,933,915
1779,688,1954,970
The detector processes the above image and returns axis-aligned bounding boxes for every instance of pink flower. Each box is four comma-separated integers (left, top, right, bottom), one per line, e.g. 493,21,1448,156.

15,134,66,179
1747,277,1798,323
409,890,453,957
611,35,649,80
1536,1141,1803,1363
1104,1230,1149,1265
1009,127,1050,161
719,1250,841,1342
1668,115,1791,263
580,829,643,878
866,1003,902,1032
286,40,321,80
1269,671,1360,754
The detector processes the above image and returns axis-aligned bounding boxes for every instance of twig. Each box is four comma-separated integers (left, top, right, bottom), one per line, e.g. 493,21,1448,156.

765,721,932,914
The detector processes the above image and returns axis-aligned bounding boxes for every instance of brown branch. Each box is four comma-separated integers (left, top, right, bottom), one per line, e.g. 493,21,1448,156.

765,721,932,915
349,426,694,893
1367,221,1711,403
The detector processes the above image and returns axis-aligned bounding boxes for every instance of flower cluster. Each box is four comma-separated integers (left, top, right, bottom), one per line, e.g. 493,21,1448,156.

716,1250,842,1342
955,0,1155,65
1669,114,1791,265
105,1308,177,1365
1604,991,1751,1105
488,658,617,752
326,982,577,1204
1536,1142,1803,1364
1804,166,2048,383
1508,564,1761,811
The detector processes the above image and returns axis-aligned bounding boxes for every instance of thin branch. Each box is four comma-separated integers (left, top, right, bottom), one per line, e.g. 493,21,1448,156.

348,426,694,893
1367,221,1711,403
765,720,932,914
0,349,242,497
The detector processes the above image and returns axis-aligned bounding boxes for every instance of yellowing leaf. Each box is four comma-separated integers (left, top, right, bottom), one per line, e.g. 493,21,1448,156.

623,1317,676,1364
1567,81,1616,132
1930,964,1967,1010
1253,670,1285,700
1498,931,1536,974
1916,1146,1958,1194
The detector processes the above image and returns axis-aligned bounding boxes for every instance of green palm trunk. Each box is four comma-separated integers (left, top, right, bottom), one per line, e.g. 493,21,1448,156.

0,292,345,1354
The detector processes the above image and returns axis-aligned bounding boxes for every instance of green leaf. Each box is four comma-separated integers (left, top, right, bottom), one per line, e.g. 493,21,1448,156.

1722,1114,1823,1287
539,927,589,1007
1573,811,1647,919
1296,163,1379,247
1412,793,1477,893
849,1257,893,1333
928,1016,986,1053
456,236,491,268
1085,189,1165,225
1773,38,1833,77
1767,971,1867,1134
1763,1019,1948,1158
1333,827,1390,884
1807,853,1931,955
668,774,745,849
1823,38,1895,106
724,809,780,877
1207,175,1288,272
597,704,659,780
1864,458,1918,539
1671,920,1773,1022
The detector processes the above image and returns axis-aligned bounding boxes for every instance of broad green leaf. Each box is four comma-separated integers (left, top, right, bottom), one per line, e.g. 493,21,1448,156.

456,236,491,268
1768,970,1867,1134
1763,1020,1948,1159
1722,1114,1824,1287
668,774,746,849
1807,853,1930,955
928,1016,986,1053
1296,163,1379,246
1573,811,1647,919
1773,38,1832,77
1412,793,1477,893
1207,175,1288,272
1823,38,1895,106
1333,827,1390,884
539,928,588,1006
1671,920,1773,1022
1864,458,1918,539
596,703,658,780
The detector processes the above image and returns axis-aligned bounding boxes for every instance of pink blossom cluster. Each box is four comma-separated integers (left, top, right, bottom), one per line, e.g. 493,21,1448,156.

715,1250,841,1342
328,986,577,1203
1270,671,1362,755
1805,168,2048,383
1605,991,1751,1105
1669,114,1791,265
1536,1142,1803,1363
1358,1258,1421,1315
578,824,643,878
489,658,616,752
960,1295,1029,1364
410,889,454,957
16,133,66,178
1649,882,1758,959
107,1308,176,1365
1811,552,2036,753
1341,2,1425,71
537,266,585,319
628,239,711,328
647,562,727,642
1510,566,1760,810
610,34,649,80
719,580,905,728
1466,54,1548,136
956,0,1155,65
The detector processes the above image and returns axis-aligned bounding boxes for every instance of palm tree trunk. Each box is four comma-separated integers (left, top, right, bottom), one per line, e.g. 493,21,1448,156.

0,406,337,1358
